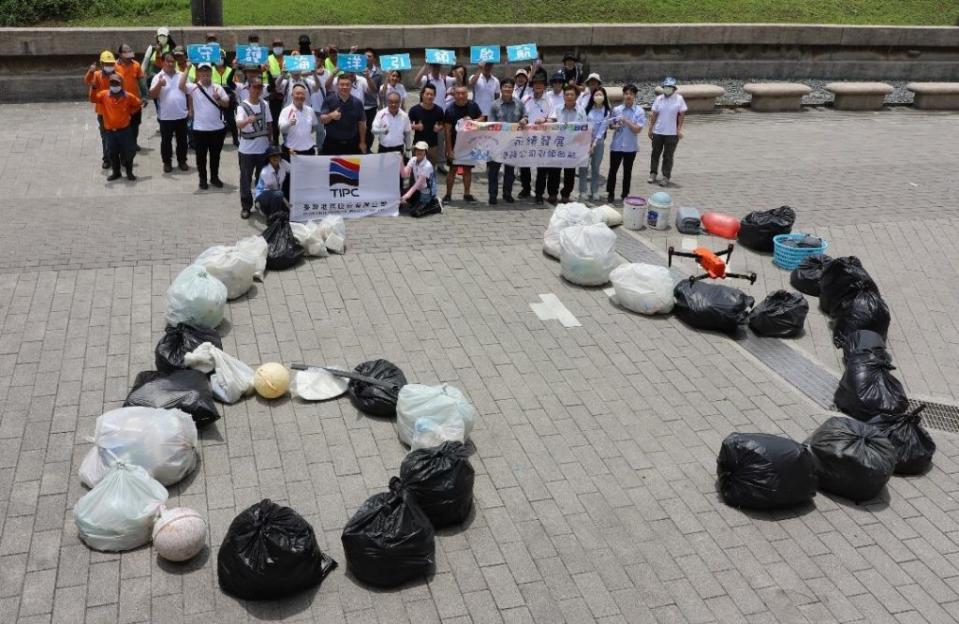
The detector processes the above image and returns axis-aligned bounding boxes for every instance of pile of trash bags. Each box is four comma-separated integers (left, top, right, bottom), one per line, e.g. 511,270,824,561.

559,222,620,286
290,215,347,256
543,202,605,259
789,254,832,296
738,205,796,252
673,279,754,335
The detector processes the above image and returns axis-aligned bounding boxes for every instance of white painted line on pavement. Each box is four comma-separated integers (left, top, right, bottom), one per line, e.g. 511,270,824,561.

530,293,581,328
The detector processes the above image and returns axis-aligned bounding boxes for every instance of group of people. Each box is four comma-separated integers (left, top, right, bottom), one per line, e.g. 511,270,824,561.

84,29,689,219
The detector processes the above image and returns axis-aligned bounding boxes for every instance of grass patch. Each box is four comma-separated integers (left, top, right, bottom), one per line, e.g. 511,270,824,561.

48,0,959,27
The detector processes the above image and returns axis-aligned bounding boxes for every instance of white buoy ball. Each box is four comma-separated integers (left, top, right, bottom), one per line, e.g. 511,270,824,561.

254,362,291,399
152,507,207,562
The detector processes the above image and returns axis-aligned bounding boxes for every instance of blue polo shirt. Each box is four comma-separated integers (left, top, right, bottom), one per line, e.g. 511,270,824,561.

319,92,365,142
609,103,647,153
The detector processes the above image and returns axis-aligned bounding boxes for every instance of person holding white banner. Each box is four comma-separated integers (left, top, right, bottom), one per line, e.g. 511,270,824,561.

443,85,485,203
522,74,552,201
547,85,587,203
487,79,527,205
279,84,318,157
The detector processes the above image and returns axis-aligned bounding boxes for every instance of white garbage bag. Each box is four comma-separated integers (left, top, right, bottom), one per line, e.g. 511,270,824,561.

396,384,477,447
559,223,620,286
184,342,255,403
194,245,258,300
610,263,676,315
74,462,168,552
410,415,467,451
543,202,603,259
79,407,198,488
319,215,346,254
594,204,623,227
289,367,349,401
165,265,227,329
290,221,331,257
236,235,268,281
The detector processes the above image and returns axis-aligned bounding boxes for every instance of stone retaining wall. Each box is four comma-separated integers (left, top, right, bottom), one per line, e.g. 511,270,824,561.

1,24,958,102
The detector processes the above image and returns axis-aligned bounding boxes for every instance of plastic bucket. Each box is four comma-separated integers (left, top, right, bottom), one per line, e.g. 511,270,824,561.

646,196,673,230
623,196,647,230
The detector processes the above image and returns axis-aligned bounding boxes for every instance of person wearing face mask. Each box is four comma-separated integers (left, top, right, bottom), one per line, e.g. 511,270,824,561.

235,74,273,219
149,52,190,173
607,84,646,204
279,84,318,157
488,78,527,205
114,43,146,150
580,86,611,202
90,73,142,181
576,73,602,112
85,51,118,170
180,62,230,190
648,76,687,187
379,70,407,110
145,27,175,80
265,39,286,144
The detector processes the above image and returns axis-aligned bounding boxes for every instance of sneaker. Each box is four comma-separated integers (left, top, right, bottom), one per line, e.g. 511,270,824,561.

240,208,251,219
126,172,137,181
442,194,452,204
163,163,173,173
659,177,670,188
210,178,224,188
463,194,476,202
199,181,209,190
647,173,657,184
503,196,515,204
517,189,531,199
107,172,122,181
488,197,498,205
178,162,189,172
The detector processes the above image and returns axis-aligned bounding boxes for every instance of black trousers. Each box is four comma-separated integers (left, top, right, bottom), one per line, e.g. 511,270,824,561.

365,108,377,134
238,151,267,211
535,167,560,199
193,128,226,182
130,110,142,147
488,161,515,200
607,150,637,198
560,168,576,200
519,167,531,193
269,98,283,144
650,133,679,178
105,126,135,174
282,146,316,161
322,137,360,155
159,118,188,165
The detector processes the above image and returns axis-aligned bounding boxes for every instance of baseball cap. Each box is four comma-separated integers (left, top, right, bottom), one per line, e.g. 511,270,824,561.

515,68,529,78
413,141,429,151
156,26,170,37
585,73,602,84
662,76,678,87
172,46,186,56
197,62,213,70
550,70,565,83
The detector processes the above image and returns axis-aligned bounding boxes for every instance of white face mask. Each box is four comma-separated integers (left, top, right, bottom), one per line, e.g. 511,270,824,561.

157,35,168,45
272,47,284,56
102,65,115,74
593,94,605,105
122,52,134,60
109,85,122,94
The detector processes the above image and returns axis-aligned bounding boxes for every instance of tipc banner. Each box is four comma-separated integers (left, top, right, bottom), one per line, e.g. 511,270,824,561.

290,153,401,220
452,120,592,168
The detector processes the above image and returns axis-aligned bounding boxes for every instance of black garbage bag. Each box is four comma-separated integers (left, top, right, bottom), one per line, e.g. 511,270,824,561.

737,205,796,252
716,433,818,510
835,347,908,421
347,359,407,418
819,256,879,317
218,499,337,600
262,212,304,270
789,254,833,297
868,404,936,475
400,441,475,528
748,290,809,338
341,481,435,587
805,416,896,502
841,329,887,365
124,369,220,427
155,323,222,373
673,279,754,335
831,290,890,348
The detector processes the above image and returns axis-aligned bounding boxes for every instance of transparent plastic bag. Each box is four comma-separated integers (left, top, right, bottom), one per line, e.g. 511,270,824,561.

184,342,255,404
610,263,675,315
236,235,268,281
290,221,331,257
194,245,257,300
543,202,602,259
319,215,346,254
79,406,198,488
411,415,466,450
559,222,620,286
165,265,227,329
74,462,168,552
396,384,477,447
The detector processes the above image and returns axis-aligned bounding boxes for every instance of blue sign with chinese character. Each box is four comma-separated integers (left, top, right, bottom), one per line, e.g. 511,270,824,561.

283,55,316,72
187,43,221,64
337,53,368,73
506,43,538,63
425,48,456,65
470,45,501,65
236,44,267,66
379,53,412,72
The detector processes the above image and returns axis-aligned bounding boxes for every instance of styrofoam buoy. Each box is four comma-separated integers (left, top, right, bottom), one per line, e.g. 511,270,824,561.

152,506,207,562
254,362,290,399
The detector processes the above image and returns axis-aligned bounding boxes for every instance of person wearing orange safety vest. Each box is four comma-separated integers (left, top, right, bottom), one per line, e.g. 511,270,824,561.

90,73,142,181
115,43,146,150
85,50,119,169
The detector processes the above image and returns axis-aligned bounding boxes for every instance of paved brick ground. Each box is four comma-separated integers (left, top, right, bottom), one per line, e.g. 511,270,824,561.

1,102,959,623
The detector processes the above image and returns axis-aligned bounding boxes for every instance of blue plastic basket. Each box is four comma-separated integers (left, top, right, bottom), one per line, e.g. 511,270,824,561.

773,234,828,270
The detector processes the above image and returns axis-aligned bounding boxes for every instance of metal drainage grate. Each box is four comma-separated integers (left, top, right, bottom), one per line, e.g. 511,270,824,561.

907,399,959,434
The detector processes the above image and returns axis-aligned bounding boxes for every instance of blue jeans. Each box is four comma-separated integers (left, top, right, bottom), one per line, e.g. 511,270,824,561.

579,138,605,196
487,161,515,200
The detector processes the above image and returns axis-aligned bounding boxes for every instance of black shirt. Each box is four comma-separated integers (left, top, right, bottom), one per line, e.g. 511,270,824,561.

319,93,365,142
444,100,483,147
408,103,445,147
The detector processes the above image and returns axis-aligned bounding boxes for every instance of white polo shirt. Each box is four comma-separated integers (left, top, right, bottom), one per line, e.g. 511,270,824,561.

372,108,412,149
522,94,553,124
546,91,565,118
651,94,688,135
151,71,188,120
186,82,227,131
279,103,317,151
472,74,500,117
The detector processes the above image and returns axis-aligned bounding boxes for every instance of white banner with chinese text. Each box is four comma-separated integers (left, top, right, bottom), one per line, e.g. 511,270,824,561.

289,153,401,221
453,120,591,168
